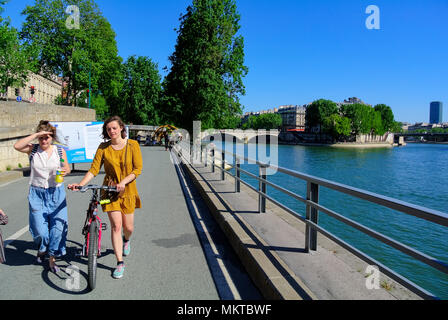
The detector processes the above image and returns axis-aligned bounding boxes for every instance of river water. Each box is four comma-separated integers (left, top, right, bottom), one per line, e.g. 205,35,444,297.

223,142,448,299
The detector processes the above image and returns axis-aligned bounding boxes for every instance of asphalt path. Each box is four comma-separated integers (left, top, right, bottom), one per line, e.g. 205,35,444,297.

0,145,261,300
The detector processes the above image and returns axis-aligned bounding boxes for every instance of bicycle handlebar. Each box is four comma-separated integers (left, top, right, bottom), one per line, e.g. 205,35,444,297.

74,185,118,193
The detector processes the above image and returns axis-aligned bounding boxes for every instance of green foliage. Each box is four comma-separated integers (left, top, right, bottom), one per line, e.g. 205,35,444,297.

306,99,338,132
323,114,352,139
242,113,282,130
0,22,29,93
163,0,248,131
307,99,398,140
340,103,374,135
371,110,386,135
224,114,242,129
391,122,403,133
374,104,395,132
20,0,122,110
120,56,162,125
0,0,5,22
428,127,448,134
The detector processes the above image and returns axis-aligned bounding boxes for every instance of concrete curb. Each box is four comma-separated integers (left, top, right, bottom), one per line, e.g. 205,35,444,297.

182,161,317,300
0,170,27,185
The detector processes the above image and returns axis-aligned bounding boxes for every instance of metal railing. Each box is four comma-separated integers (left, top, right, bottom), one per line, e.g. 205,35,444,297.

174,141,448,300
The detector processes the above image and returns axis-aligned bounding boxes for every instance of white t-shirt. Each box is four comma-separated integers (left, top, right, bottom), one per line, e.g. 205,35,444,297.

29,145,63,188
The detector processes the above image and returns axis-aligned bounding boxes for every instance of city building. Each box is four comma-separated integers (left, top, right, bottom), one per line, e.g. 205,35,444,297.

336,97,371,107
430,101,443,124
406,122,443,132
277,105,306,131
245,97,371,132
2,71,63,105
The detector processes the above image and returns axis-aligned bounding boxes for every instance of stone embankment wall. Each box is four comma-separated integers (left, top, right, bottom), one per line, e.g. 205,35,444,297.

0,101,96,172
279,131,394,145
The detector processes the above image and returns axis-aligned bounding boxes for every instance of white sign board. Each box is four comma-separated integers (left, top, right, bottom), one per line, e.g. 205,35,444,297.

50,121,104,164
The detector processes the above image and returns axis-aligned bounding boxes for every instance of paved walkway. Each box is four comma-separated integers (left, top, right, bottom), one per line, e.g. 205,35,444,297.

0,146,219,299
181,153,421,300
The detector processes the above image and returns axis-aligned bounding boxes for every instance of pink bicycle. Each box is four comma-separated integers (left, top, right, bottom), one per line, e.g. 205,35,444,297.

74,185,117,290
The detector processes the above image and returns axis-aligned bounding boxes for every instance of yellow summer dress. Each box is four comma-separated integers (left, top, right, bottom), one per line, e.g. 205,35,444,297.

88,139,143,214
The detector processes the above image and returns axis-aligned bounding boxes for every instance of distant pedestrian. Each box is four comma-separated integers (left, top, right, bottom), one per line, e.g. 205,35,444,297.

164,133,169,151
0,209,8,264
68,116,143,279
13,120,71,273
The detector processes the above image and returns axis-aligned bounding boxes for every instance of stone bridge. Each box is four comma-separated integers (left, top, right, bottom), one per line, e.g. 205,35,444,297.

200,129,280,144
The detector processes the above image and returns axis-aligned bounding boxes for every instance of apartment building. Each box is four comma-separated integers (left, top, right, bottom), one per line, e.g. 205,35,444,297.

3,72,63,105
277,105,306,131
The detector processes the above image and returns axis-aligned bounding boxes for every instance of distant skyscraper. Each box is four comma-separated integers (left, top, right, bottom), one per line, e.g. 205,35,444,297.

430,101,443,124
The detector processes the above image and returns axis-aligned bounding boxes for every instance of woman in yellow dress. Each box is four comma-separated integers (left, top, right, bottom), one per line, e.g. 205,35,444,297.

68,116,142,279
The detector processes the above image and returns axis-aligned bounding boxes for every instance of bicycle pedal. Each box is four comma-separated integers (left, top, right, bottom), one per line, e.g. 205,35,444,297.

101,222,108,231
75,249,84,257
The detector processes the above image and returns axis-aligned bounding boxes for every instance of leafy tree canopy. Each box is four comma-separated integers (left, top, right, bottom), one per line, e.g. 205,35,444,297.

242,113,282,130
120,55,163,126
20,0,122,108
0,23,29,94
163,0,248,132
306,99,338,131
374,104,395,132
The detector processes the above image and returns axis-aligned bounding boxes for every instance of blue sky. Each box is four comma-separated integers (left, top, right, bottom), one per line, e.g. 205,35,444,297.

4,0,448,123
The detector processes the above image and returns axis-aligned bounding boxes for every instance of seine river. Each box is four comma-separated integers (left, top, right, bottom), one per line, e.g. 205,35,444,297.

228,142,448,299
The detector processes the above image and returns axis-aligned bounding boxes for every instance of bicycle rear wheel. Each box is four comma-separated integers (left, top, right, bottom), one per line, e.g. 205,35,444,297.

87,220,99,290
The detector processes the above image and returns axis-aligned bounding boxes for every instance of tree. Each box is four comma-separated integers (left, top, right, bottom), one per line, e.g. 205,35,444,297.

0,0,7,23
255,113,282,130
0,0,30,95
0,23,29,96
120,56,162,125
323,114,352,140
374,104,395,132
242,113,282,130
242,115,256,130
163,0,248,132
371,110,386,135
224,114,242,129
340,103,374,135
305,99,339,132
20,0,122,108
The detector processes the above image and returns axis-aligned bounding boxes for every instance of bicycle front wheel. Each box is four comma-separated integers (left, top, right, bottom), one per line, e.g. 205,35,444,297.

87,220,99,290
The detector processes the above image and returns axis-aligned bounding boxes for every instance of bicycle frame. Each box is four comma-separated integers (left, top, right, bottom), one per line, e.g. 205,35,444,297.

83,200,103,257
77,185,116,258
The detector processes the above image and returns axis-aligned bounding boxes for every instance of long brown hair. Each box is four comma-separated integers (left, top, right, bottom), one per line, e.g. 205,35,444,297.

102,116,127,140
36,120,60,143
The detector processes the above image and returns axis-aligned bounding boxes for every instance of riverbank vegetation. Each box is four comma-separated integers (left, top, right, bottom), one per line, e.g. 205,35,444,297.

306,99,402,141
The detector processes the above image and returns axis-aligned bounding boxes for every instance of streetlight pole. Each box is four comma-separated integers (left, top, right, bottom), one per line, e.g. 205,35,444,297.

88,63,91,109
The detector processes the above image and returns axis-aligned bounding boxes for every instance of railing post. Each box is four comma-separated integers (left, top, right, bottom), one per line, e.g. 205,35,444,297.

200,144,203,164
305,182,319,252
212,148,215,173
258,165,267,213
234,155,241,193
204,145,207,167
221,151,225,180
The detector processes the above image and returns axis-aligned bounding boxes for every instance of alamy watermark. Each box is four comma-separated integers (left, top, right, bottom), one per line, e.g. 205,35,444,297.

173,121,279,175
65,265,81,291
365,5,380,30
365,265,381,290
65,5,80,30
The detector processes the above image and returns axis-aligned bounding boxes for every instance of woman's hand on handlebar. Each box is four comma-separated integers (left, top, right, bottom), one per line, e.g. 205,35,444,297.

68,184,82,191
116,182,126,193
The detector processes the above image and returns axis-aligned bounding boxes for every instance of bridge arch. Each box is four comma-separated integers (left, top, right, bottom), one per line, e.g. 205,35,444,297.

201,132,244,145
247,134,279,145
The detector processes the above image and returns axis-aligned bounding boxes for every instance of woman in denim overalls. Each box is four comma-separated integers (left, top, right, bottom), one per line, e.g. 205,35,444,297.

14,121,71,272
